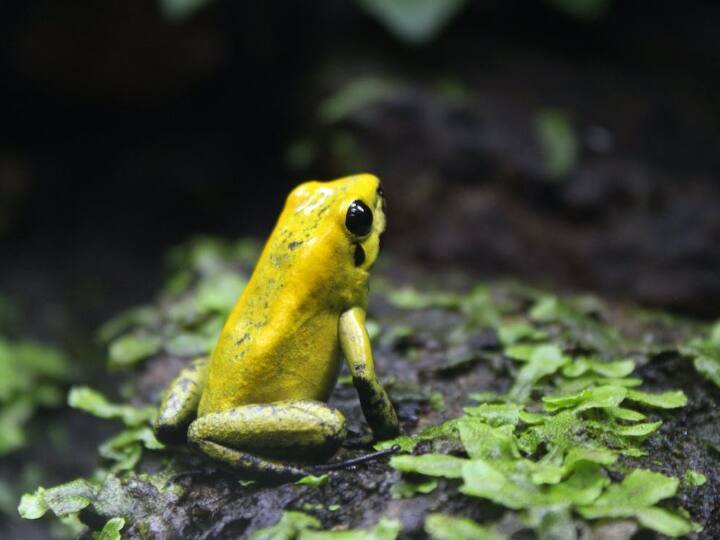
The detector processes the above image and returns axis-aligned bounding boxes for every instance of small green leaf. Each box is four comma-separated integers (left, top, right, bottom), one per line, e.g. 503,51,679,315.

93,517,125,540
535,109,578,178
158,0,214,21
387,286,461,310
250,511,321,540
390,454,468,478
68,386,156,427
375,418,461,453
319,77,401,125
693,354,720,387
504,344,536,362
19,479,95,520
542,385,627,412
165,332,212,357
108,333,162,369
429,391,445,412
299,518,401,540
99,426,164,471
636,507,701,537
498,322,546,346
365,318,381,342
97,306,160,344
295,474,329,488
17,490,48,519
508,345,569,403
612,421,662,437
607,407,646,421
458,419,519,461
196,272,246,314
390,478,437,499
356,0,466,45
463,403,521,427
461,459,568,509
562,358,635,378
425,513,506,540
529,296,563,322
683,470,707,486
624,389,687,409
578,469,678,519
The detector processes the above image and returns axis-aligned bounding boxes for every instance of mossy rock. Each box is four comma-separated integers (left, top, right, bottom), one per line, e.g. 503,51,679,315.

18,238,720,539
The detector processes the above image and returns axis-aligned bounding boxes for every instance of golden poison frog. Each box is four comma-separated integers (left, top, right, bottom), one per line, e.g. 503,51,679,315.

154,174,399,477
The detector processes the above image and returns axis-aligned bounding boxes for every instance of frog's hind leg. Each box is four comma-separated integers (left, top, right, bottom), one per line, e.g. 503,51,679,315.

187,400,346,479
154,357,209,445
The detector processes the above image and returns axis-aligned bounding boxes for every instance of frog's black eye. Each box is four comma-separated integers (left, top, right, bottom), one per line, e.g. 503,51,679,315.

345,200,373,236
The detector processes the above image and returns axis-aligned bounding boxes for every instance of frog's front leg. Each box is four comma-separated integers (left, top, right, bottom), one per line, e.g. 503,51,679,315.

154,357,209,445
339,307,400,440
187,400,347,479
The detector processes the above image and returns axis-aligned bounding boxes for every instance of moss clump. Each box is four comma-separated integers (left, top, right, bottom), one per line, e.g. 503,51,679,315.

382,286,705,537
15,237,719,538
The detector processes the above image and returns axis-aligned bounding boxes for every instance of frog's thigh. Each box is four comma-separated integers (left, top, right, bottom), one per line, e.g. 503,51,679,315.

154,357,209,445
188,400,347,462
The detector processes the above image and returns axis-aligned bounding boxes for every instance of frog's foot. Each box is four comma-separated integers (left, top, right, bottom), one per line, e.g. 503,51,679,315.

187,400,347,479
154,357,209,445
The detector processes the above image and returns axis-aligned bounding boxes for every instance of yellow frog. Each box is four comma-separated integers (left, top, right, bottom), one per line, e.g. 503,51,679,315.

154,173,399,477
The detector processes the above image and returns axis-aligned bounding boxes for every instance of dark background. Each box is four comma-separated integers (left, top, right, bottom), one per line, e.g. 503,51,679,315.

2,1,720,349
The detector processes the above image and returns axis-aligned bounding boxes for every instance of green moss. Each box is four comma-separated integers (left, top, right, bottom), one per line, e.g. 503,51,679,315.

99,237,259,370
250,512,400,540
0,337,71,456
424,513,505,540
16,238,714,537
295,474,329,488
67,386,156,427
684,469,707,486
250,511,321,540
390,478,437,499
681,320,720,388
385,287,701,537
92,517,125,540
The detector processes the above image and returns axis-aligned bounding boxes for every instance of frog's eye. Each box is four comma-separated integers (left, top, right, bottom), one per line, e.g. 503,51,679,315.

345,200,373,236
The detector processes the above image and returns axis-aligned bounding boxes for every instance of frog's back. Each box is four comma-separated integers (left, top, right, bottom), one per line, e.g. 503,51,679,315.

198,177,371,415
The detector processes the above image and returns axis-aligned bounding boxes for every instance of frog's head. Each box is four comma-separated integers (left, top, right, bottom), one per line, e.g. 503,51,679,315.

283,173,386,275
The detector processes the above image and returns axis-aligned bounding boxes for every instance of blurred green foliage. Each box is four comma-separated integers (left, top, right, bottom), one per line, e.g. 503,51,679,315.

18,387,165,533
319,77,401,125
0,337,70,456
93,517,125,540
425,513,505,540
98,237,260,371
681,321,720,388
535,109,578,179
250,512,401,540
158,0,211,20
356,0,466,45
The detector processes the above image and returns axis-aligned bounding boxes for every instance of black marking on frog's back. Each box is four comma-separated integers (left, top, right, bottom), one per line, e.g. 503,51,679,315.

288,241,303,250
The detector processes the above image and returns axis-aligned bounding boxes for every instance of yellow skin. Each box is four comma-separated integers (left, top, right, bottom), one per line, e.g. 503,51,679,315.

154,174,399,478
